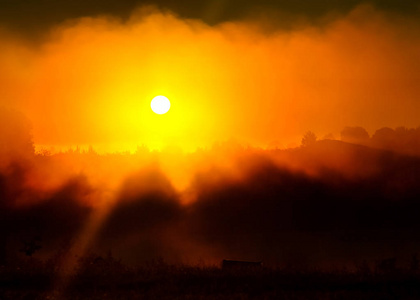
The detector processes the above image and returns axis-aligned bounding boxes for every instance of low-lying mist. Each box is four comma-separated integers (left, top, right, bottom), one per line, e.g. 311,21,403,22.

2,109,420,270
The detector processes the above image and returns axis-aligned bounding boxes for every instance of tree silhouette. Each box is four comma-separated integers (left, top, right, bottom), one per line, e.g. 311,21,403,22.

301,131,317,147
340,126,369,145
371,127,395,149
0,107,34,160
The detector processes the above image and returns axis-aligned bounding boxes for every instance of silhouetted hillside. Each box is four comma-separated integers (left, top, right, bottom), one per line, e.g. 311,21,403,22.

2,133,420,269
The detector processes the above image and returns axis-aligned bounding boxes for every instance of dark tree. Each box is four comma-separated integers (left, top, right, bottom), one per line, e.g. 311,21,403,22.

301,131,317,147
340,126,369,145
371,127,396,149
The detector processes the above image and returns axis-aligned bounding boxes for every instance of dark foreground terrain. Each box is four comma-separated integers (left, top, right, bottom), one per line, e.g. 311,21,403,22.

1,255,420,300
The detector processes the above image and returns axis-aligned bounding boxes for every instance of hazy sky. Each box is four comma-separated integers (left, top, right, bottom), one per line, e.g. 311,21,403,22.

1,1,420,151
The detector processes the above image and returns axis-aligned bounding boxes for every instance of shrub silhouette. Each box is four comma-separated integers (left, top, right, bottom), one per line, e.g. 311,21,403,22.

301,131,317,147
340,126,369,145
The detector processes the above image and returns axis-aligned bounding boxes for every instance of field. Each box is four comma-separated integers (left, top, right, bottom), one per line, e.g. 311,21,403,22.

1,255,420,299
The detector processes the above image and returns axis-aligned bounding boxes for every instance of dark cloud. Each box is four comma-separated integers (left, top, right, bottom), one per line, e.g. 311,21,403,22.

0,0,418,36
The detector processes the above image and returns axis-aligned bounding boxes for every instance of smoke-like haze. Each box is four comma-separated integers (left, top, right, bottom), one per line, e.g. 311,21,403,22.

2,109,420,268
1,5,420,151
2,4,420,270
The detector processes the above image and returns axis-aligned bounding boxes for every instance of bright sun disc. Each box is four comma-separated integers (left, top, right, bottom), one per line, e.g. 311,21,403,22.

151,95,171,114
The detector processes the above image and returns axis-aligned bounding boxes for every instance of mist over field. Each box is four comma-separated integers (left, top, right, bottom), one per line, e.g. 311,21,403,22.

1,107,420,272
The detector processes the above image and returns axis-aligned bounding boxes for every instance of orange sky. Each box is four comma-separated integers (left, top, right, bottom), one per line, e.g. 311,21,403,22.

1,5,420,152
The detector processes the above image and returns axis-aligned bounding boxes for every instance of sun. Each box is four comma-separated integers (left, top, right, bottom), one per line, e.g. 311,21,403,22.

151,95,171,115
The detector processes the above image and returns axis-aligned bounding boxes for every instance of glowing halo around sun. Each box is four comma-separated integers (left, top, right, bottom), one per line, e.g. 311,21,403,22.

151,95,171,114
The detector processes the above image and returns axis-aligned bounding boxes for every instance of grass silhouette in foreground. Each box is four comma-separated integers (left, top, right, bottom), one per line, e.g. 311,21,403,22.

1,254,420,299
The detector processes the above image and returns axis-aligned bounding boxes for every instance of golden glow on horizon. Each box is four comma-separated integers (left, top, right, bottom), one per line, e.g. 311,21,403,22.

151,95,171,114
